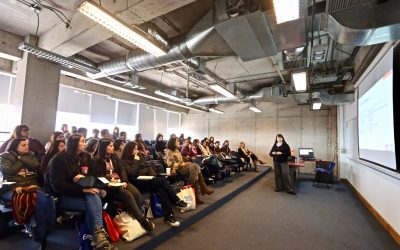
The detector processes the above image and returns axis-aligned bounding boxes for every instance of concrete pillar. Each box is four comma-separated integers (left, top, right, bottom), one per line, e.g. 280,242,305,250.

14,35,61,143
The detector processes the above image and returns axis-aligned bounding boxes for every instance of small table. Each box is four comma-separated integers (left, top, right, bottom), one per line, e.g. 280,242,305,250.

288,159,305,183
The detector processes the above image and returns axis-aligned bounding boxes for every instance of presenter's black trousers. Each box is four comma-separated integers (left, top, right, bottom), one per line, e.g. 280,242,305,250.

273,161,294,192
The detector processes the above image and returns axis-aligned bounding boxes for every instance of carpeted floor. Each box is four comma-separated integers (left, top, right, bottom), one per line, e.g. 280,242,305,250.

155,173,399,250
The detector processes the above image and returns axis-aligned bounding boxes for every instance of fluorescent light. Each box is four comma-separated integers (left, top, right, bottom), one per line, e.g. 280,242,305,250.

312,99,322,110
249,106,262,113
209,108,224,114
292,71,307,91
78,1,166,57
209,84,236,98
154,90,181,101
273,0,300,24
18,42,100,74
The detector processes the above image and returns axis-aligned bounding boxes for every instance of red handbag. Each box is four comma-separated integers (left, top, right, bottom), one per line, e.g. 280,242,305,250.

102,211,120,242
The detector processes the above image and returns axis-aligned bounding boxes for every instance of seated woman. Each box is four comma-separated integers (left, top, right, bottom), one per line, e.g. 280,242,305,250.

40,139,65,192
214,141,221,154
90,139,154,231
238,142,265,172
220,140,231,156
0,125,45,161
135,133,150,156
113,139,125,159
0,138,40,232
199,139,211,158
48,134,117,250
181,139,197,160
85,138,99,155
121,141,189,227
44,131,64,153
165,138,213,204
155,133,166,155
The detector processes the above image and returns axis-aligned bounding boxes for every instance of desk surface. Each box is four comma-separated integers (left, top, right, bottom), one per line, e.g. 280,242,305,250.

288,160,305,167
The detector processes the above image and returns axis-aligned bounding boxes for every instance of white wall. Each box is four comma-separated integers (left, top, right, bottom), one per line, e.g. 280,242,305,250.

338,42,400,236
182,101,337,171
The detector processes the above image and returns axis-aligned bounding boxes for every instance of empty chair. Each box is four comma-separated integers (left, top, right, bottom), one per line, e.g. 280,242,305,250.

313,161,336,188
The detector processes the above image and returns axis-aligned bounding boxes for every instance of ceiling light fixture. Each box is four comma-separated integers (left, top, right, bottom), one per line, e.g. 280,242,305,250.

273,0,300,24
249,106,262,113
209,108,224,114
18,42,100,74
78,1,166,57
292,71,307,92
154,90,181,101
312,99,322,110
209,84,236,98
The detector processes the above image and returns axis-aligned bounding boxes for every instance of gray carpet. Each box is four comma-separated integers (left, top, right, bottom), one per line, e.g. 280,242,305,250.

154,173,399,250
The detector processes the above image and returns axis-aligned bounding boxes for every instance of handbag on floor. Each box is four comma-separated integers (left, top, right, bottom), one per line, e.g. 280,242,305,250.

177,185,196,211
102,211,120,242
78,220,92,250
150,193,164,218
112,210,146,242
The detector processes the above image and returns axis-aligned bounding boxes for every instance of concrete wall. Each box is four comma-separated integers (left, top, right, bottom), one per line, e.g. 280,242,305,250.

338,42,400,238
181,101,337,173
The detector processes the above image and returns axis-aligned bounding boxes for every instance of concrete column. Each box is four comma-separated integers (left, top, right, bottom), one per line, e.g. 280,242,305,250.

14,35,61,143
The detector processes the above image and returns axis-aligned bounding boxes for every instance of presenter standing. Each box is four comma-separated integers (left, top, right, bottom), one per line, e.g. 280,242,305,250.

269,134,295,195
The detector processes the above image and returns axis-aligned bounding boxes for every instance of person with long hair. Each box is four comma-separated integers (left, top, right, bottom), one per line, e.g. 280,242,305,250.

0,138,40,234
238,142,265,172
0,125,45,161
48,134,117,249
155,133,166,154
135,133,149,156
113,139,125,159
91,139,155,231
0,138,40,197
44,131,64,153
121,141,189,227
112,127,119,140
85,138,99,155
165,137,213,204
220,140,231,156
40,139,65,192
269,134,295,195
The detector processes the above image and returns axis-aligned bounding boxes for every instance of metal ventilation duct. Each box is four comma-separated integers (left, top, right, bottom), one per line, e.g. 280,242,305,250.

88,3,307,79
325,0,400,46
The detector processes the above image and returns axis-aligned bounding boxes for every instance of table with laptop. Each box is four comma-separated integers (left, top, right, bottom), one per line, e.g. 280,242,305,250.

288,148,319,186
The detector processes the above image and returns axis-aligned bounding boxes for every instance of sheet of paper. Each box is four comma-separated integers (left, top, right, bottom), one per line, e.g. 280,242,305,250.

98,177,110,184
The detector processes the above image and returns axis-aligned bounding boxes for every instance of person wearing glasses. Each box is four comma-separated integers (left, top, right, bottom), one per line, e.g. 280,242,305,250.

0,125,45,161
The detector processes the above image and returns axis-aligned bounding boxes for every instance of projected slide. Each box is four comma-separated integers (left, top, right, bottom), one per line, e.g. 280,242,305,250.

358,69,396,169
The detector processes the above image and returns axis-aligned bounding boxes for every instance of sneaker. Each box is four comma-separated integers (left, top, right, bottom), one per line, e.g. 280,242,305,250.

175,200,189,210
140,218,155,231
93,227,118,250
164,214,180,227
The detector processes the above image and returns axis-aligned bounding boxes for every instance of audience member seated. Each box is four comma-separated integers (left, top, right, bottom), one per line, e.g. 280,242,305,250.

178,134,185,145
89,128,99,140
220,140,231,156
100,129,111,140
155,133,166,155
193,139,202,156
77,127,88,140
0,125,45,161
70,126,78,134
181,139,198,160
165,138,213,204
0,138,40,234
48,134,117,249
238,142,265,172
208,141,216,155
61,124,69,139
135,133,150,156
214,141,221,154
45,131,64,153
112,127,119,140
199,139,211,158
40,139,65,191
119,131,127,143
113,139,125,159
85,138,99,155
91,139,155,232
121,141,189,227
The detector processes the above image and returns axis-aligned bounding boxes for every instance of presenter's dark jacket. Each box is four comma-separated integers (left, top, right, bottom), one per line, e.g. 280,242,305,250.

269,143,291,163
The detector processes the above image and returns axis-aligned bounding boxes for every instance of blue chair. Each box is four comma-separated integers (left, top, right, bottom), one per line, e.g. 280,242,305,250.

313,161,336,188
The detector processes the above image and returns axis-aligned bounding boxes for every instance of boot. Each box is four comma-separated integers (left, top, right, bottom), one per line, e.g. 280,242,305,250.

194,185,204,204
254,162,260,172
198,174,214,195
93,227,118,250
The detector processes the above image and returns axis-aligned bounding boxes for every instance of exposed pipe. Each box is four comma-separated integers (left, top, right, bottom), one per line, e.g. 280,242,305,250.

270,57,285,83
